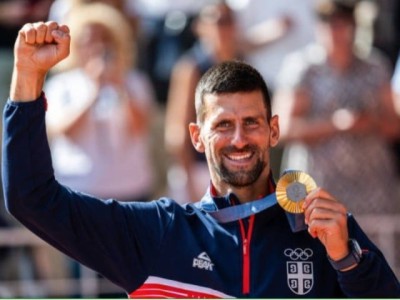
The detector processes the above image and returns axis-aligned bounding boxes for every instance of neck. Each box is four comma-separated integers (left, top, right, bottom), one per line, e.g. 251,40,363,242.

328,48,353,72
214,47,237,62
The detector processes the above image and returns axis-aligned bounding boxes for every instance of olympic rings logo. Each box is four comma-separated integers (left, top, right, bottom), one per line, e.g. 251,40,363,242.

284,248,313,261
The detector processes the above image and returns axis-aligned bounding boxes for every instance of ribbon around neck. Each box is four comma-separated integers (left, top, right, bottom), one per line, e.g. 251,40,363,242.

207,192,307,232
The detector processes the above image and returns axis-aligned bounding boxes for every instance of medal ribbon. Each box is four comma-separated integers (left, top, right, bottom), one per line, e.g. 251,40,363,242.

206,192,307,232
208,193,277,223
198,170,313,232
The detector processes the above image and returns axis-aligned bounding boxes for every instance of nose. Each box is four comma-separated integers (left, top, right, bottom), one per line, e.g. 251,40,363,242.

231,125,247,149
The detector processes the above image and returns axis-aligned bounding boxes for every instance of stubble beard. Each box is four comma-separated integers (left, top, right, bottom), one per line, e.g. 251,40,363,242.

215,152,266,188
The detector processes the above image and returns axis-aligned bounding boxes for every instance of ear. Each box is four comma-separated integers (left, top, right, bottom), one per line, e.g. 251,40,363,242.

269,115,280,147
189,122,205,153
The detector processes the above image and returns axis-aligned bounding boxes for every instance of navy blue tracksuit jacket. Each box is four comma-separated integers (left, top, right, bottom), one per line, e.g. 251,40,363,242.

2,96,400,298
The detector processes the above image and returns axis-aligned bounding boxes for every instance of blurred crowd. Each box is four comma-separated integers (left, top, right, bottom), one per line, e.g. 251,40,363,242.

0,0,400,297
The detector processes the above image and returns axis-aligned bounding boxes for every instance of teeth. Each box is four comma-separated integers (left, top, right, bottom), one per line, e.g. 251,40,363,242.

227,153,251,161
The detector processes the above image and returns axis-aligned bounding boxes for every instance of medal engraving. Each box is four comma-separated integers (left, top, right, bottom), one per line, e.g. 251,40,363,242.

276,171,317,213
287,182,307,202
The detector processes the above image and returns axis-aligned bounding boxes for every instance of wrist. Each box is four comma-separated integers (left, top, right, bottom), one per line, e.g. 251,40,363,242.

327,239,362,271
327,247,349,262
10,68,46,102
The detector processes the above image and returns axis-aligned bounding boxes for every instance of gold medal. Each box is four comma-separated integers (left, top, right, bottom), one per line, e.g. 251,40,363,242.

276,171,317,214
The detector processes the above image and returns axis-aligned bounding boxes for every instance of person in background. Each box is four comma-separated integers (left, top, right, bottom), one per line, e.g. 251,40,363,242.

232,0,317,179
45,2,156,204
165,0,292,203
44,3,158,296
48,0,140,35
274,0,400,277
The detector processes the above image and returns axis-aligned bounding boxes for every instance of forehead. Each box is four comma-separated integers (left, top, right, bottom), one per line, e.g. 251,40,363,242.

78,23,112,44
200,4,233,24
203,91,267,121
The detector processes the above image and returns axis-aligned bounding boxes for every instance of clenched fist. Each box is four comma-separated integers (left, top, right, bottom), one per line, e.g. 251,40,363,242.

11,21,70,101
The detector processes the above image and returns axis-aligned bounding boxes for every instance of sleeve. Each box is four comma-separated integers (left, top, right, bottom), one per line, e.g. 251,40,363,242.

1,95,174,293
336,215,400,297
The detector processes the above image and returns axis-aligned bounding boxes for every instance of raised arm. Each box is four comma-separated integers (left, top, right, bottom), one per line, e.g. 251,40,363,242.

2,22,170,293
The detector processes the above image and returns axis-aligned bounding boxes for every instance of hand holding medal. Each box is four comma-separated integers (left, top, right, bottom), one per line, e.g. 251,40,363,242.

277,171,351,263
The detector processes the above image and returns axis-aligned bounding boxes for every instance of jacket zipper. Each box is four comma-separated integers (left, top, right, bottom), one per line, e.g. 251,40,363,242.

238,215,255,295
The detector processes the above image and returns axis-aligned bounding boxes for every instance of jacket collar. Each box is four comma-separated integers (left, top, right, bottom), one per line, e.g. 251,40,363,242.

197,172,276,212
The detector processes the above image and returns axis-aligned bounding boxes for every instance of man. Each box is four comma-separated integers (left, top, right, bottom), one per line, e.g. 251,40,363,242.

2,21,399,298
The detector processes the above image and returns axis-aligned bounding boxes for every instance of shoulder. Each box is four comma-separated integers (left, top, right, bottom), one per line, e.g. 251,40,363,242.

130,197,199,216
171,45,206,79
153,198,208,222
355,48,392,78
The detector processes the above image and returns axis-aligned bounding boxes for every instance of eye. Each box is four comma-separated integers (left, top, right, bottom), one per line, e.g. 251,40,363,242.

244,118,259,127
215,120,232,130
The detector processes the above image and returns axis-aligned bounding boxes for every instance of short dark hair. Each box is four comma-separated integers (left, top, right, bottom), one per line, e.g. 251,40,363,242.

315,0,356,23
194,61,272,124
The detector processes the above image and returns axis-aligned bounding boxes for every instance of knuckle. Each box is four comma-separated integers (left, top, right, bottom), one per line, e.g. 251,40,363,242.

60,25,70,34
309,197,321,208
49,22,59,31
22,23,34,33
36,23,46,31
46,21,58,26
314,187,323,194
308,219,318,229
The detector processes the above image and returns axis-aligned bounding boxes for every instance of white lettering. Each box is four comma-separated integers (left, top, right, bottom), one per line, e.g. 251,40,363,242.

193,258,214,271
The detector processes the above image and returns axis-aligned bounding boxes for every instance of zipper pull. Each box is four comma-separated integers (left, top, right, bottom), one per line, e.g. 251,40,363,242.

243,238,248,255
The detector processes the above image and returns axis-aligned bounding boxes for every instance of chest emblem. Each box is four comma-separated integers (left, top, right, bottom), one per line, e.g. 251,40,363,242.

193,252,214,271
284,248,314,295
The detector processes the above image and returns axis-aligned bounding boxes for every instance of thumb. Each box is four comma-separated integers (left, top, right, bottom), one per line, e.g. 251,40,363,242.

51,26,70,60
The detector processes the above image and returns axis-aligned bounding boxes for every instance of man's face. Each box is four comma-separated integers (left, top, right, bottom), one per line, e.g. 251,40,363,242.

317,17,355,53
197,4,237,54
190,91,279,188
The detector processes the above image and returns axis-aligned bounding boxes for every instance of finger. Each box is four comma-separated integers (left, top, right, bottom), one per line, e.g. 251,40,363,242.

305,196,347,217
303,187,336,209
306,198,348,235
44,21,59,43
58,24,70,34
304,199,347,224
51,27,71,44
33,22,46,44
307,216,349,246
308,222,318,238
304,197,347,225
306,187,336,202
307,205,347,226
20,23,36,45
51,27,71,59
307,218,341,239
308,214,347,237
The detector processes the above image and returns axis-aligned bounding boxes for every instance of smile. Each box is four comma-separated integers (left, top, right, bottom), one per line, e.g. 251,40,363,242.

226,152,253,161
